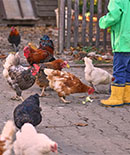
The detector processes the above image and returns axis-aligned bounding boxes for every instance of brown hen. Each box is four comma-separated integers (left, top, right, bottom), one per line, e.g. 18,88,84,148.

44,69,94,103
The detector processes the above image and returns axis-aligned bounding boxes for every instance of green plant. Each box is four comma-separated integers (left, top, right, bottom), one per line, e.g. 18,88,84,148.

75,60,84,64
82,46,95,53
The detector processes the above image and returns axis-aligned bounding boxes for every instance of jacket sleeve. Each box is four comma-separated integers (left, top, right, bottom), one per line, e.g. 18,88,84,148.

99,0,123,29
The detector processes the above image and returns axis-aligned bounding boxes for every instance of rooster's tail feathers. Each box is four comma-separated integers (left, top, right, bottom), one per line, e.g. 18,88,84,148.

3,53,20,69
3,54,15,69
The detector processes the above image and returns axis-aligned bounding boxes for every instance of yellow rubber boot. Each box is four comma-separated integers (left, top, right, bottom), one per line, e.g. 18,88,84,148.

124,85,130,104
101,86,124,107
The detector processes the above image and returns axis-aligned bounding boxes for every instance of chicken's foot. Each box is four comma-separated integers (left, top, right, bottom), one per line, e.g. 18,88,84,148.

11,95,24,101
60,97,71,104
93,86,100,94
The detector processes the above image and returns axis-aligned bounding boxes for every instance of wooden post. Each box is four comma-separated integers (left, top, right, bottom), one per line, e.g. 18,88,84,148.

96,0,102,48
66,0,72,49
89,0,94,45
103,0,109,51
81,0,87,46
58,0,65,54
74,0,79,48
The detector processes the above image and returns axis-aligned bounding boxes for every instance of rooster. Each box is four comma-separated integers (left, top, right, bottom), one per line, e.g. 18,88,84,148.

84,57,113,92
44,69,94,103
8,27,21,52
3,52,40,101
13,123,58,155
0,120,16,155
39,35,54,55
35,59,70,96
23,42,55,66
13,94,42,129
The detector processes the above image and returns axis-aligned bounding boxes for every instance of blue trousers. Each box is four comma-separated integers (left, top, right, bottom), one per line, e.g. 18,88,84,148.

113,52,130,85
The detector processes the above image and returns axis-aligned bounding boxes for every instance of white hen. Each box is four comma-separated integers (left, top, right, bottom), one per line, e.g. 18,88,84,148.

0,120,16,155
84,57,113,91
13,123,58,155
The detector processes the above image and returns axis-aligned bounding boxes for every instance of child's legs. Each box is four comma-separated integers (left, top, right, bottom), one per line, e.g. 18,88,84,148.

113,52,130,85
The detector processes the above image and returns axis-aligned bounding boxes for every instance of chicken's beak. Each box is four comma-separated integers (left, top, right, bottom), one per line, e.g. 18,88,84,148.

66,64,70,68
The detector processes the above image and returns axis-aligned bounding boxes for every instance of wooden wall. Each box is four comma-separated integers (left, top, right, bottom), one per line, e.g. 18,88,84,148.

0,0,58,26
31,0,58,25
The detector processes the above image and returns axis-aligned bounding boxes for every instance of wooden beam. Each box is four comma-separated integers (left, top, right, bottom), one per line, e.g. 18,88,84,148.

81,0,87,46
89,0,94,45
66,0,72,49
58,0,65,53
96,0,102,48
74,0,79,48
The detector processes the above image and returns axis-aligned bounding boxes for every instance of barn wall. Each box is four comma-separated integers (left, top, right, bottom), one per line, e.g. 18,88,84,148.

31,0,58,26
0,0,58,26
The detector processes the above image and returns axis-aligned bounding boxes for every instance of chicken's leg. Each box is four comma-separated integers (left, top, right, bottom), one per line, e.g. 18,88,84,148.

60,97,71,104
40,87,49,97
90,83,98,93
12,44,19,52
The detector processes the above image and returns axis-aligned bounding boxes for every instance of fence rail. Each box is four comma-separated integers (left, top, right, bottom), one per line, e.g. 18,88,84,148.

58,0,110,53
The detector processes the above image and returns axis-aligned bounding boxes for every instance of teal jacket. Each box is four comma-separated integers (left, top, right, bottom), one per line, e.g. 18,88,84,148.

99,0,130,52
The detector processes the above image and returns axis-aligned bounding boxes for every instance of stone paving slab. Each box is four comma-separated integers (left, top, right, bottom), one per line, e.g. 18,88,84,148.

0,58,130,155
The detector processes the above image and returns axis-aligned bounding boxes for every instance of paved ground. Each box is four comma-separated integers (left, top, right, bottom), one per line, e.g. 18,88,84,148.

0,26,130,155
